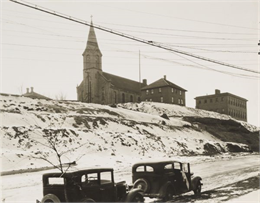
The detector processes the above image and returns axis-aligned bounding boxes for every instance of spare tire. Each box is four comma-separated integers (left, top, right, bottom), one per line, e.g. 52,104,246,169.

133,178,150,193
41,194,61,203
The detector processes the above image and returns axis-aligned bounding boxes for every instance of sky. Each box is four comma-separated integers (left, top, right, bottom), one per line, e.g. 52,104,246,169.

1,0,259,126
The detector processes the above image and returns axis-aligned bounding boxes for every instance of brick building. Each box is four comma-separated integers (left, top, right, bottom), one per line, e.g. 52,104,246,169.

141,76,187,106
22,87,51,100
77,21,146,104
195,89,247,121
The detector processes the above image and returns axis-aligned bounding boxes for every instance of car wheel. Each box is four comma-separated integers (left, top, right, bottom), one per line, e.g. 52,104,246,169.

193,181,202,196
41,194,61,203
163,187,173,202
131,193,144,203
133,178,150,193
80,197,95,202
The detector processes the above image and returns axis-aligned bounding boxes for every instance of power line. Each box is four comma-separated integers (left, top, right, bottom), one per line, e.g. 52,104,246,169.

99,4,259,31
3,17,257,41
8,0,260,75
4,19,257,47
4,8,258,35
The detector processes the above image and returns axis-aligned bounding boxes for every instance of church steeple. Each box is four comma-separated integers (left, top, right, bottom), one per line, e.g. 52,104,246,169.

85,19,101,52
82,18,102,72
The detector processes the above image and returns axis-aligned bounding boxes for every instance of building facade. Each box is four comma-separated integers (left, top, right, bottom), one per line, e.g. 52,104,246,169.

77,21,146,104
141,76,187,106
195,89,247,121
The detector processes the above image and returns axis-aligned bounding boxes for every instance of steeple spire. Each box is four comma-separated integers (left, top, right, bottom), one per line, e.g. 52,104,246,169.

82,17,102,72
86,17,100,52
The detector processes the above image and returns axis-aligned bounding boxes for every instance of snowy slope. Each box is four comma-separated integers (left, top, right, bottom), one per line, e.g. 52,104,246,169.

0,95,256,172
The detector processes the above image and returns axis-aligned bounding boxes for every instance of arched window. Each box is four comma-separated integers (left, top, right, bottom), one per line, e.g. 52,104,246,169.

114,91,117,103
130,95,133,102
122,93,125,103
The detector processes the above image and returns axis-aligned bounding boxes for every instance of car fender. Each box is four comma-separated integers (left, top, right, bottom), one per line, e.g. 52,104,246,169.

159,181,173,197
191,176,202,190
124,188,143,202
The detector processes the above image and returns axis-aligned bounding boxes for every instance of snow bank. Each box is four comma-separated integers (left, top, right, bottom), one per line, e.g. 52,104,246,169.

0,95,256,172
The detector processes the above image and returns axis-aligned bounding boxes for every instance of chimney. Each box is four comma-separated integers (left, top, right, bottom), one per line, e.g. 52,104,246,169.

26,88,29,93
215,89,220,94
142,79,147,86
31,87,34,93
164,75,166,80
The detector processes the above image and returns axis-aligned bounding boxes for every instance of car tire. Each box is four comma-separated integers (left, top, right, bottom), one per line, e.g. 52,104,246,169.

80,197,95,202
133,178,150,193
193,181,202,196
41,194,61,203
130,193,144,203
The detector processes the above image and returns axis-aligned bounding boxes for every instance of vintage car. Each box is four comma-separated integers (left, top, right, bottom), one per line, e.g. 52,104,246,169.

38,168,144,202
132,161,202,201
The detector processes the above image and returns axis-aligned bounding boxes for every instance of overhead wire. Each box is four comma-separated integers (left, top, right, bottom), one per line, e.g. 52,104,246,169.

3,9,258,36
3,19,257,48
7,0,260,75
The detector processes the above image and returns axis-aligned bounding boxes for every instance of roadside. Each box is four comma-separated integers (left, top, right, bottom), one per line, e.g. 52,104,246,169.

168,175,259,202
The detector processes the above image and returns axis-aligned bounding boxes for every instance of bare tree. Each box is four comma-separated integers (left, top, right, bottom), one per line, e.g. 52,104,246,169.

55,92,67,100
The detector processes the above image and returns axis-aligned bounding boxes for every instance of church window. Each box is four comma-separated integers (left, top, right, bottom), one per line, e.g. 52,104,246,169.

151,89,154,94
204,99,207,103
122,93,125,103
172,97,174,103
159,88,162,93
178,99,180,104
146,90,149,95
150,99,152,101
160,97,163,102
180,91,182,95
96,55,99,67
114,91,117,103
181,99,183,105
172,88,174,93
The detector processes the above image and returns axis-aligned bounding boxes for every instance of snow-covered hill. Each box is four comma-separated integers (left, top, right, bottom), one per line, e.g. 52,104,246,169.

0,94,258,173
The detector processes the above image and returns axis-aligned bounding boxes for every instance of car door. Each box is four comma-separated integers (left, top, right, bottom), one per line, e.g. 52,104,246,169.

100,171,116,202
81,172,101,201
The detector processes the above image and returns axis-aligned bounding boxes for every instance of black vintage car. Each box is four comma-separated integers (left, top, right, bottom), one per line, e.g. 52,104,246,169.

38,168,144,202
132,161,202,201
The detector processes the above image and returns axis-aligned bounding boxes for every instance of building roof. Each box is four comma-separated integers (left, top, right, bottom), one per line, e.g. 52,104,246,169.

195,92,247,101
83,20,102,55
22,91,51,100
141,78,186,91
103,72,146,94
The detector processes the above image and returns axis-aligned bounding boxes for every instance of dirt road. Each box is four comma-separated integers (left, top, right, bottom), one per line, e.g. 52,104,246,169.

1,154,259,203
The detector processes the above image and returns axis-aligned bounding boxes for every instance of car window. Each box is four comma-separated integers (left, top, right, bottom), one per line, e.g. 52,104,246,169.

100,171,112,184
48,177,64,185
136,166,145,172
182,164,189,173
173,162,181,170
82,173,99,185
164,164,173,170
146,166,154,172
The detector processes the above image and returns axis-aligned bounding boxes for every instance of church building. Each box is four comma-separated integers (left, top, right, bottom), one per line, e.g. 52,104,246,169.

77,21,147,104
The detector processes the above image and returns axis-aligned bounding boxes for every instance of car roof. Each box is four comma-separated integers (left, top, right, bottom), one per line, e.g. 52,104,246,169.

132,160,187,168
43,168,113,177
